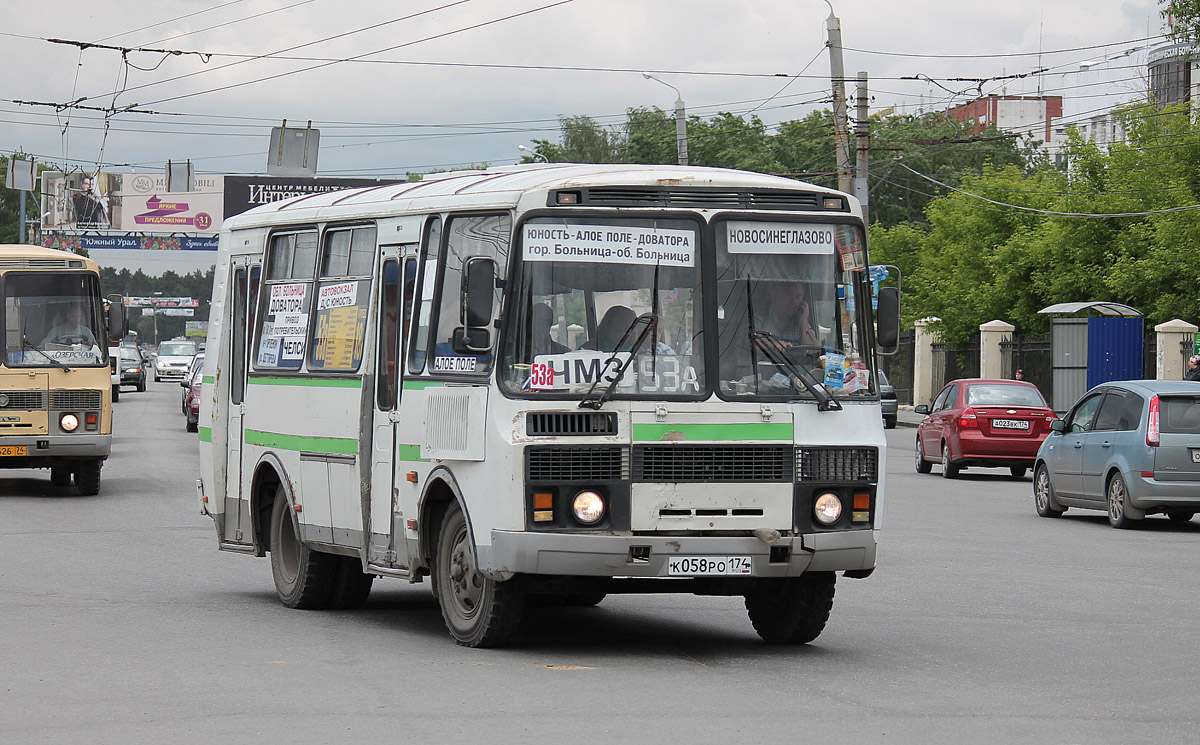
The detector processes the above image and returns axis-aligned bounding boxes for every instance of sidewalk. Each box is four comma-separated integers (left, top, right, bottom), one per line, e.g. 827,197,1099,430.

895,406,923,429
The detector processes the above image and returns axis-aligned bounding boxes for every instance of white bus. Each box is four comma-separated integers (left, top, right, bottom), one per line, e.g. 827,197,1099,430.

197,164,900,647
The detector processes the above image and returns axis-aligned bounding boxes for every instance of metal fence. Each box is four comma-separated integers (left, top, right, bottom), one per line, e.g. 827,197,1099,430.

931,337,980,393
880,329,915,405
1000,334,1052,401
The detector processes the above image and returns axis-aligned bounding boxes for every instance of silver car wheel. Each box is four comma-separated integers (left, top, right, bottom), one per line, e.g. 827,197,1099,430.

1107,473,1132,528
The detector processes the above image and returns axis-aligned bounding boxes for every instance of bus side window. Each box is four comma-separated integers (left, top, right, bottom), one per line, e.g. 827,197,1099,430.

256,230,317,371
409,217,441,374
429,213,511,374
376,259,400,410
231,268,247,405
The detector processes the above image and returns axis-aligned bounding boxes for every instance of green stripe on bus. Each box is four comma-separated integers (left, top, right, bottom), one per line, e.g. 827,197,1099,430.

248,377,362,388
244,428,358,455
198,426,212,442
202,375,215,384
402,380,444,390
631,422,794,442
397,444,428,462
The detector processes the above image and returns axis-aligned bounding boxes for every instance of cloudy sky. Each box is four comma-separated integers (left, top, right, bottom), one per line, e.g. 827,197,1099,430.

0,0,1167,272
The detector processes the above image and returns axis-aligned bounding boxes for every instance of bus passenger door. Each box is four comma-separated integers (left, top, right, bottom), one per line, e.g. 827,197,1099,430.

367,247,415,570
224,261,258,545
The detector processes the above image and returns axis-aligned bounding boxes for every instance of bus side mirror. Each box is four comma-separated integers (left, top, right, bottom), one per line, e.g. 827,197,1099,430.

106,295,128,343
453,327,491,354
462,257,496,328
875,287,900,354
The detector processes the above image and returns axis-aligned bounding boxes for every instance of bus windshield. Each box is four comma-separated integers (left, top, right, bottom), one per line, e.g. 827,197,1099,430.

500,215,705,399
3,273,105,368
713,219,876,400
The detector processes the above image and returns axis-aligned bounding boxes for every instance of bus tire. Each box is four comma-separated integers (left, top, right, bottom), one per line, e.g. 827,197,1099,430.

112,385,120,402
744,572,836,644
50,467,72,487
435,502,524,647
75,460,102,496
328,556,374,610
269,489,336,609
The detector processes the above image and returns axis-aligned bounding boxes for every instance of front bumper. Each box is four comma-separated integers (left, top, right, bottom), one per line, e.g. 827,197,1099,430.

484,529,876,579
0,433,110,469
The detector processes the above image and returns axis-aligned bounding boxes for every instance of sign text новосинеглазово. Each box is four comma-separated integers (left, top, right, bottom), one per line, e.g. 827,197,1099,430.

724,221,837,254
523,225,694,267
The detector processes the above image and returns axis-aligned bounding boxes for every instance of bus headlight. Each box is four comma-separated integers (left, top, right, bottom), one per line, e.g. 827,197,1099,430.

60,413,80,432
572,490,605,525
814,492,843,525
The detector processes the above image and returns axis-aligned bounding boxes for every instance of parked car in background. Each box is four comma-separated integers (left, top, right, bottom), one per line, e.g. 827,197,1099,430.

184,371,203,433
1034,380,1200,528
154,339,196,382
181,353,205,414
879,369,897,429
915,378,1056,479
118,345,146,392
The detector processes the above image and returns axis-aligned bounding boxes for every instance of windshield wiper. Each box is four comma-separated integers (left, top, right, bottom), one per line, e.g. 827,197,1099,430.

747,330,841,411
578,312,659,410
22,335,72,372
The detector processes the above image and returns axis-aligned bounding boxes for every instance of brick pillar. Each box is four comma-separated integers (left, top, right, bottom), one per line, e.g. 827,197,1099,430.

913,317,941,407
1155,319,1198,380
979,320,1015,379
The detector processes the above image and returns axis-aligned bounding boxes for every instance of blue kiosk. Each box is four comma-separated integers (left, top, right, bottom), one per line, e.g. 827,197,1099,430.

1038,301,1143,413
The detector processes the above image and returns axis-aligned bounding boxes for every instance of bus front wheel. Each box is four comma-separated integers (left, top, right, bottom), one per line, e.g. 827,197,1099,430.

75,460,102,496
435,503,524,647
745,572,836,644
269,489,336,608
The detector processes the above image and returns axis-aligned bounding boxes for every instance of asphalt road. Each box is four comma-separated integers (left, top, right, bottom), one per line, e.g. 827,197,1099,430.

1,382,1198,744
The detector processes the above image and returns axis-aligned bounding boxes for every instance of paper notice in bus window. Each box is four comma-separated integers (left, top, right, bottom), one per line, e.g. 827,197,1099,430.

280,336,307,361
312,306,365,368
835,228,865,271
523,225,694,267
317,281,357,310
267,283,306,314
823,352,846,389
257,336,281,367
271,313,307,337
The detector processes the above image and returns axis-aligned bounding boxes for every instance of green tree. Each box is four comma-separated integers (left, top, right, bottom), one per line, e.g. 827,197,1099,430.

1165,0,1200,41
0,152,42,244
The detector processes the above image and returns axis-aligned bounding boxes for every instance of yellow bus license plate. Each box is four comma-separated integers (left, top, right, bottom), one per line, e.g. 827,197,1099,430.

0,445,28,456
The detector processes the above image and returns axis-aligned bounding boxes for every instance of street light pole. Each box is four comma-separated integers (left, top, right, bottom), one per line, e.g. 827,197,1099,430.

642,72,689,166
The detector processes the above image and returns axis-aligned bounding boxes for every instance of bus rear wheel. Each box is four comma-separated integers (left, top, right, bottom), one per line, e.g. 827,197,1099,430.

269,489,336,608
744,572,836,644
50,467,72,487
75,460,102,496
435,502,524,647
328,556,374,610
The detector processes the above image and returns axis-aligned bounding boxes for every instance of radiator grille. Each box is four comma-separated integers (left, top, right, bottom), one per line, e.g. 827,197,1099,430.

796,447,878,483
526,411,617,436
526,446,628,482
633,445,793,482
0,391,48,410
50,390,103,410
569,187,826,211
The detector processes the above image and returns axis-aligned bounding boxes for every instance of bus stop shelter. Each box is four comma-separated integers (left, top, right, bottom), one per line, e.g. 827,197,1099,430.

1038,301,1143,412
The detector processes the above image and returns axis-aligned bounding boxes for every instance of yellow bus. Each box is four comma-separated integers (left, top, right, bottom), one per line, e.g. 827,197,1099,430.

0,245,126,494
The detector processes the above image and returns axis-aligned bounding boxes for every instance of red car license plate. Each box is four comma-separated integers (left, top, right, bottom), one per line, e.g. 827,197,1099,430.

992,419,1030,430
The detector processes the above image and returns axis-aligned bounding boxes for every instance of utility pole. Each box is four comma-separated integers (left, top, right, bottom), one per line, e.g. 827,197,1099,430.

825,6,853,195
855,70,870,225
642,72,689,166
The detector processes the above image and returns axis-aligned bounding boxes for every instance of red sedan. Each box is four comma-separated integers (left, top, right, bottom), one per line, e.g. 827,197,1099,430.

914,378,1056,479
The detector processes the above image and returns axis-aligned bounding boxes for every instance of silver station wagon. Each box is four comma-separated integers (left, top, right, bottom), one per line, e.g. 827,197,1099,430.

1033,380,1200,528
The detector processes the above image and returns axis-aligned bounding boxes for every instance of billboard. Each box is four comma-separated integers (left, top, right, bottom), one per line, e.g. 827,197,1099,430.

223,176,394,219
41,172,224,233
